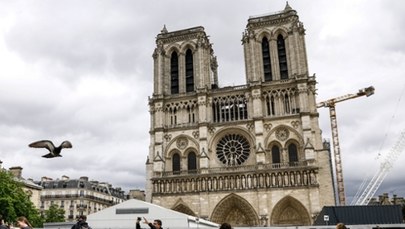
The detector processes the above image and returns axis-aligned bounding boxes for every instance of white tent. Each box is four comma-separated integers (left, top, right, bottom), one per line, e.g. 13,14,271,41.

87,199,218,229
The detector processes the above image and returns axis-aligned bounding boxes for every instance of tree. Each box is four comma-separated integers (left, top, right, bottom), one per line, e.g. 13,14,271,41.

44,204,65,223
0,170,43,227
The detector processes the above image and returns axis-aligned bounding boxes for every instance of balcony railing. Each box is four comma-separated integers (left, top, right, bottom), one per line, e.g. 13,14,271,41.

76,204,87,209
154,160,315,177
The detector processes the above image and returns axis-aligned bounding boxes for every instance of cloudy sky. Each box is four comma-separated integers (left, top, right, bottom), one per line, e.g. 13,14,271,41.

0,0,404,204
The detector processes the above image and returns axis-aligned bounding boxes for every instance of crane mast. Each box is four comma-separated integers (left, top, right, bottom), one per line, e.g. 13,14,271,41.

353,131,405,205
317,86,375,205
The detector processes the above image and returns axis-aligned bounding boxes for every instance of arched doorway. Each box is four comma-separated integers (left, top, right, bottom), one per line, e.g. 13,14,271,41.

270,196,311,226
172,198,196,216
211,193,259,226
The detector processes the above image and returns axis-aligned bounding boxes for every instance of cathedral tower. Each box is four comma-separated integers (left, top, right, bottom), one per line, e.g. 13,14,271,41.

146,4,335,226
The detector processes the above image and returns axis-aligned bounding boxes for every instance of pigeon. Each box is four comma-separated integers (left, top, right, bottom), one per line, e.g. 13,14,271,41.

28,140,72,158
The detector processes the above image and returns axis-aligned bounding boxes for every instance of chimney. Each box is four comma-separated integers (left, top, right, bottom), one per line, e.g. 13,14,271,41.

62,175,70,180
41,176,53,182
9,166,23,178
79,176,89,181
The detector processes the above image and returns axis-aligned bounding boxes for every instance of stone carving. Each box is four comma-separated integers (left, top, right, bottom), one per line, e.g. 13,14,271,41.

291,121,300,129
264,123,272,132
275,127,289,141
246,123,254,132
176,137,189,150
192,131,199,139
164,134,172,142
208,126,216,135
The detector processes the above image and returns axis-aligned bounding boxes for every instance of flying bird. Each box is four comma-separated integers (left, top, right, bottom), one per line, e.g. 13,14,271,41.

28,140,72,158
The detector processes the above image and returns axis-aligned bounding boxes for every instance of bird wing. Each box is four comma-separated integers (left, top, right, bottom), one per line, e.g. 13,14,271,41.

61,141,73,149
29,140,55,152
42,153,55,158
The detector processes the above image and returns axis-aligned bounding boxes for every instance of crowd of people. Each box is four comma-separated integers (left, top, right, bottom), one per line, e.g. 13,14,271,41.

0,215,92,229
1,214,348,229
0,216,34,229
135,217,233,229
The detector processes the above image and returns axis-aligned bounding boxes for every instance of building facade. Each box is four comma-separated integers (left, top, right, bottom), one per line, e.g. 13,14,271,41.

36,176,126,221
7,166,43,209
146,4,335,226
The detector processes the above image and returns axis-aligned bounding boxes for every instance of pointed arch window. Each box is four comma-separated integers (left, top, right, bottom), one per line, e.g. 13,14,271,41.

272,145,281,164
288,143,298,166
185,49,194,92
262,37,272,81
187,151,197,173
170,51,179,94
277,35,288,79
172,153,181,174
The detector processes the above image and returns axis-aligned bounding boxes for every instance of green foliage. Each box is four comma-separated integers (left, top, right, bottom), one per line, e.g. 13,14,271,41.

0,170,43,227
44,204,65,223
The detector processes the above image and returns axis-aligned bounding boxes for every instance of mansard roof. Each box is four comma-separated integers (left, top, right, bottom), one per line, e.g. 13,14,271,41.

36,177,125,198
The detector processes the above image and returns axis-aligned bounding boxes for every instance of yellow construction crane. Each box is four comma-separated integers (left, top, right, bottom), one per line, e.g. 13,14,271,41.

317,86,375,206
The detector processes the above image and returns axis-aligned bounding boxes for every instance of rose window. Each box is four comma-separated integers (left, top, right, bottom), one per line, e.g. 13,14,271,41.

216,134,250,166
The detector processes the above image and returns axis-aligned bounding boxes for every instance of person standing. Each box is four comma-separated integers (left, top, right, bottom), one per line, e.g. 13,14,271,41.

219,223,232,229
0,216,8,229
16,217,32,229
137,217,162,229
336,223,347,229
71,215,91,229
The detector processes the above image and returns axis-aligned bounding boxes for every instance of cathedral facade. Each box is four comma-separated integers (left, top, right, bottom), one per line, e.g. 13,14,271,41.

146,4,335,226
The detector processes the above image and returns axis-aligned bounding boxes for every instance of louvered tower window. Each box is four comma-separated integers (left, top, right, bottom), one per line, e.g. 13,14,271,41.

185,49,194,92
262,37,272,81
170,52,179,94
277,35,288,79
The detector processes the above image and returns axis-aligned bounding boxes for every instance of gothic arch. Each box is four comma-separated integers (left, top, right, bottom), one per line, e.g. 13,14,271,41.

185,148,198,171
184,147,198,157
165,134,200,157
209,127,255,151
172,198,196,216
166,44,181,57
268,141,283,164
270,196,311,226
272,28,289,40
180,41,197,54
267,140,283,150
265,124,303,148
257,30,272,41
284,138,302,161
167,149,181,158
210,193,259,226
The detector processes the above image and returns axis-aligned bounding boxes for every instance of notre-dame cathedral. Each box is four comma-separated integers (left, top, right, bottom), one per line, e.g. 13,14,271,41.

146,3,335,227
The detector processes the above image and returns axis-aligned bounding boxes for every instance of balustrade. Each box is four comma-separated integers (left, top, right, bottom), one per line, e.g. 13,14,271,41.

151,164,318,196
